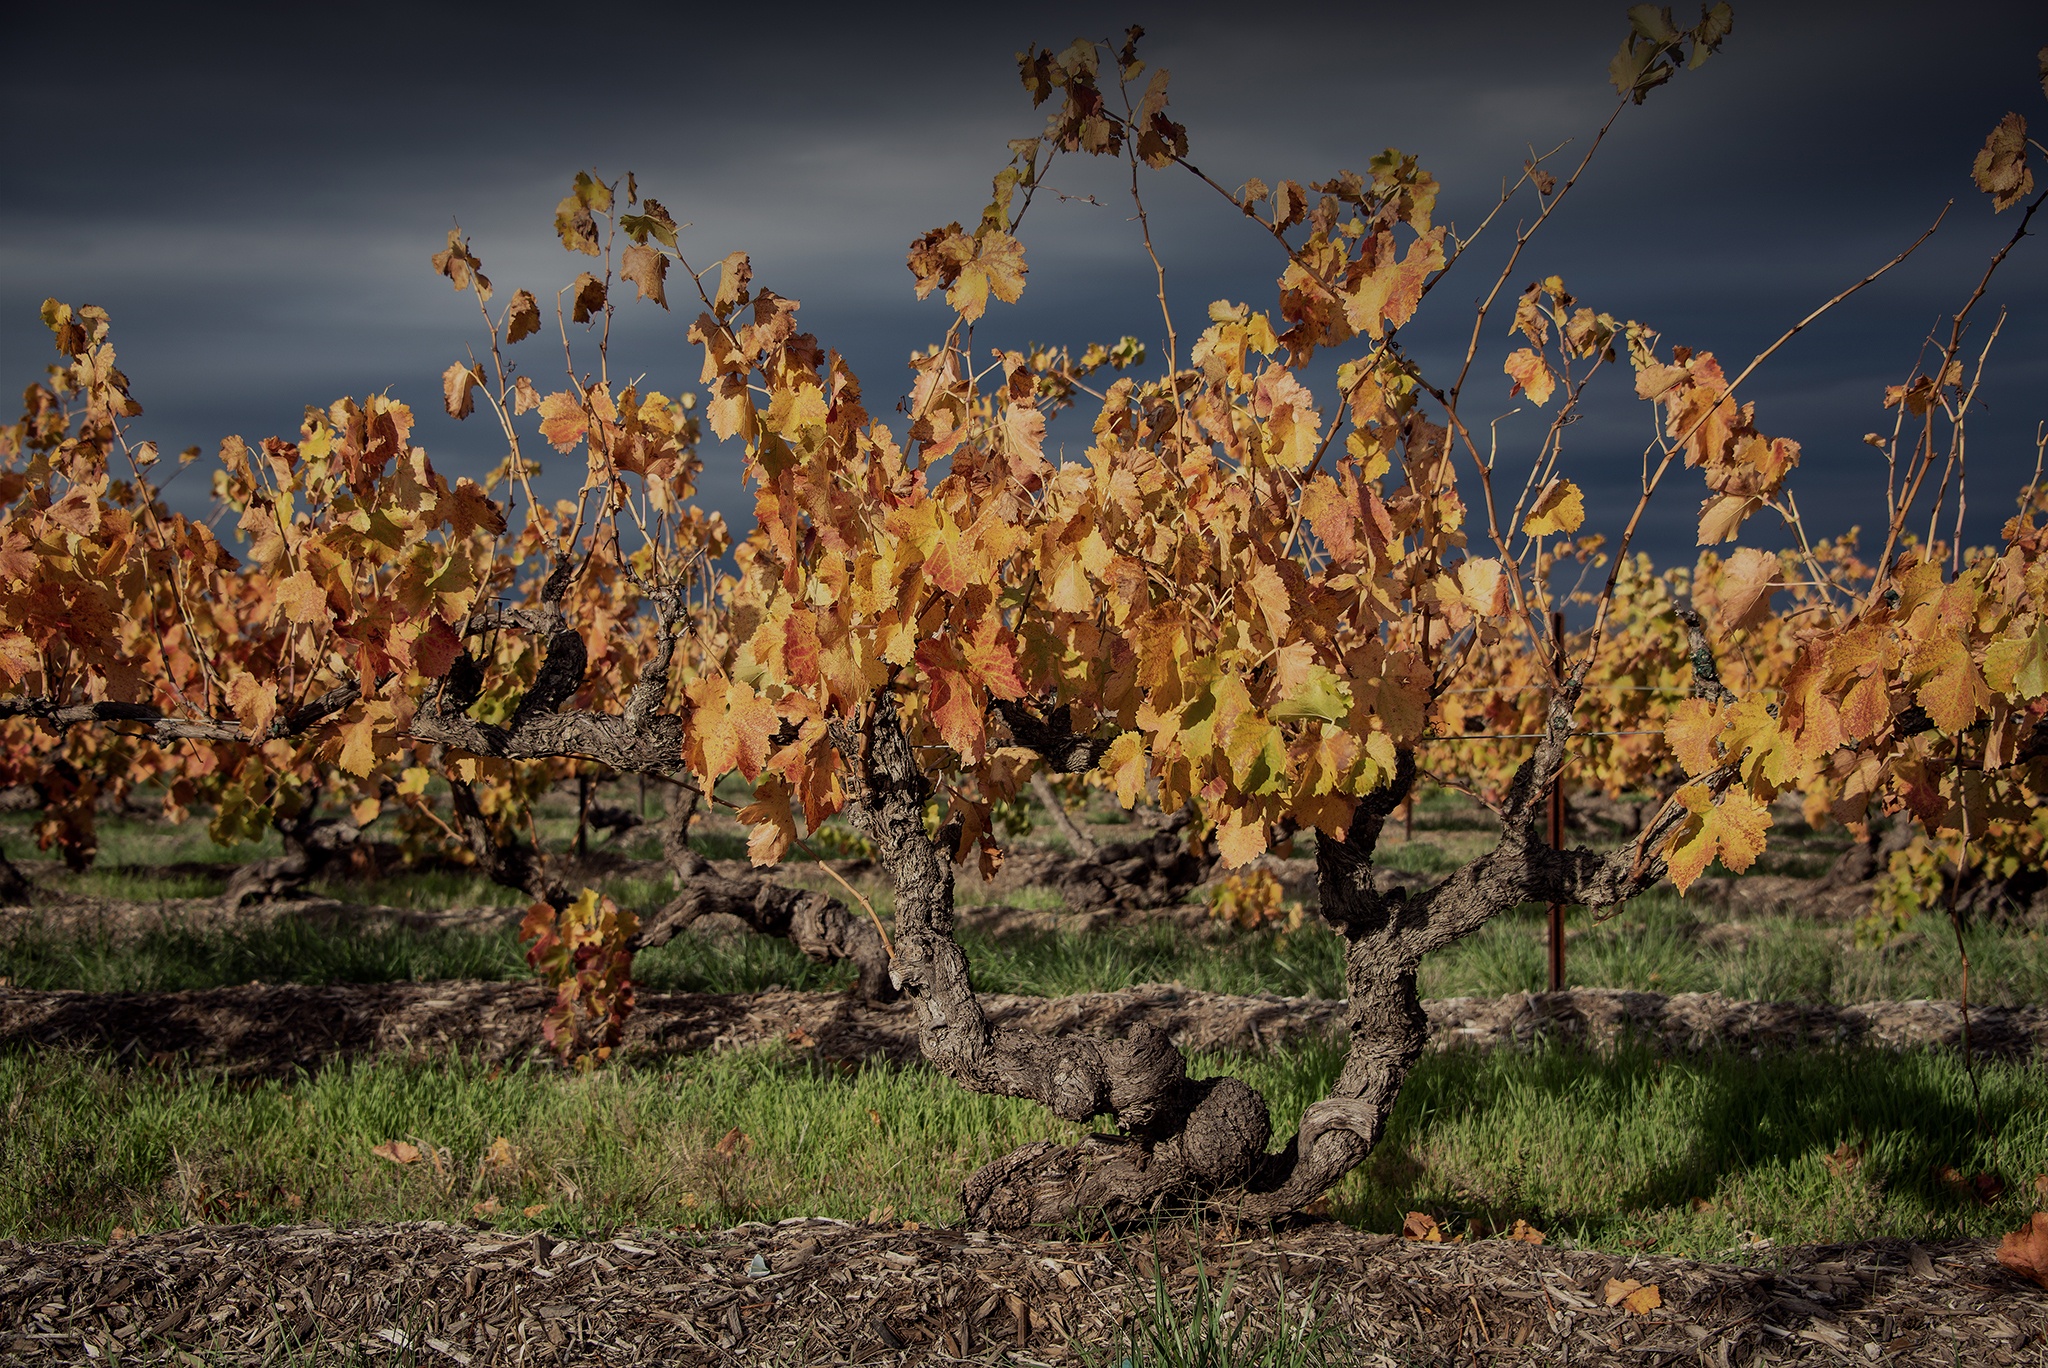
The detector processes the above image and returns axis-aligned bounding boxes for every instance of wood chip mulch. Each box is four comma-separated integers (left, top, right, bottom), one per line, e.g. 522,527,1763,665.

2,981,2043,1079
3,1217,2041,1365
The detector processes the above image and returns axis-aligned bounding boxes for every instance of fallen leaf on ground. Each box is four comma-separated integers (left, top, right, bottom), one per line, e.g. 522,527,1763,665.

1507,1219,1545,1245
372,1140,421,1165
785,1027,817,1048
1999,1212,2048,1289
2034,1173,2048,1204
1401,1212,1443,1242
108,1226,133,1244
473,1197,501,1216
1690,1197,1715,1213
714,1127,750,1157
1605,1278,1662,1314
1974,1172,2008,1204
483,1137,516,1171
1823,1141,1862,1177
522,1203,548,1218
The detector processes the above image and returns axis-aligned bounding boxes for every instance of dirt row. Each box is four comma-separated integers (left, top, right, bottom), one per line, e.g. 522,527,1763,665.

3,980,2043,1078
4,1215,2038,1365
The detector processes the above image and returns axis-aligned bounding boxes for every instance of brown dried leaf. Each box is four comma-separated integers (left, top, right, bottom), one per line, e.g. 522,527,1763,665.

714,1127,750,1157
1822,1140,1863,1178
1506,1219,1545,1245
1401,1211,1443,1242
620,244,668,309
372,1140,421,1165
1603,1277,1661,1314
1998,1212,2048,1289
505,290,541,345
1973,112,2033,212
570,273,606,324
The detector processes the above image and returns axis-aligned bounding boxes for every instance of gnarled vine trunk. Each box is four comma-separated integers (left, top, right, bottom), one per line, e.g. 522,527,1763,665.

839,680,1704,1231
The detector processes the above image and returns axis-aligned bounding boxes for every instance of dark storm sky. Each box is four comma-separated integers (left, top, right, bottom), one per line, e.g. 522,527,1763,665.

3,1,2044,563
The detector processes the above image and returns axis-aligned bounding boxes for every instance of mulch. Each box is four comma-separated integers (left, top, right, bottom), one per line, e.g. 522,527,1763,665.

3,1216,2041,1365
2,980,2043,1079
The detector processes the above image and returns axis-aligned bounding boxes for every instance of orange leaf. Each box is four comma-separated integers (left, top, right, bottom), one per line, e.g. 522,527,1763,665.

1504,348,1556,405
714,1127,751,1158
737,775,798,868
1604,1278,1662,1314
536,391,588,452
1507,1219,1545,1245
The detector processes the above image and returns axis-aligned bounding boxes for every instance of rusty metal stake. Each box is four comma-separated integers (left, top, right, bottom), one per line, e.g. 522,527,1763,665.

1547,609,1568,994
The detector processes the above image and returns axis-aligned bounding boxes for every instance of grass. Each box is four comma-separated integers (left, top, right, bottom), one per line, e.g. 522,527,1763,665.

3,1040,2041,1258
9,890,2043,1006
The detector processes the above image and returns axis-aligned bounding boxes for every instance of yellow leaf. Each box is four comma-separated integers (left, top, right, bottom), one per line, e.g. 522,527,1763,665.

1401,1211,1443,1242
1983,619,2048,701
1663,698,1723,778
350,797,380,827
1272,664,1353,724
1663,784,1771,894
337,715,379,779
397,766,432,797
1213,812,1269,868
1523,479,1585,537
1102,732,1149,808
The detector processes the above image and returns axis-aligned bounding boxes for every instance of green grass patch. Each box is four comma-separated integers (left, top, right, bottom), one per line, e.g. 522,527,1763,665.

3,1042,2039,1259
9,887,2043,1006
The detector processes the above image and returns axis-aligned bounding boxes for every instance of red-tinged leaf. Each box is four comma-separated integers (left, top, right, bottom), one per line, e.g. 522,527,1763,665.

1838,670,1889,741
962,615,1025,701
537,392,588,452
1504,348,1556,405
410,618,461,679
442,479,505,538
1301,475,1361,564
918,641,986,760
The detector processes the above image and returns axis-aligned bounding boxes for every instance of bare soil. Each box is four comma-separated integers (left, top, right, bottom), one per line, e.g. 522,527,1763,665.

4,1214,2040,1365
3,980,2042,1078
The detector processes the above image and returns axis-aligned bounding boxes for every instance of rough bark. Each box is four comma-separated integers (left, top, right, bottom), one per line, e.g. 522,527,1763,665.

628,780,899,1004
220,791,366,908
853,671,1710,1232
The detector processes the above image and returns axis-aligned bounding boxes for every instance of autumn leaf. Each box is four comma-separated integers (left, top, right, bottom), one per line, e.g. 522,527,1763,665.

1603,1278,1662,1314
1984,620,2048,700
620,244,668,309
1504,348,1556,405
442,362,484,420
1664,698,1723,777
1506,1219,1545,1246
738,775,798,867
1715,547,1780,631
1523,479,1585,537
1401,1212,1444,1242
570,272,606,324
275,571,328,625
372,1140,422,1165
714,1127,751,1157
713,251,753,315
1663,783,1771,894
537,391,588,452
504,290,541,344
1997,1213,2048,1290
1103,731,1149,808
1973,112,2034,212
947,230,1028,322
